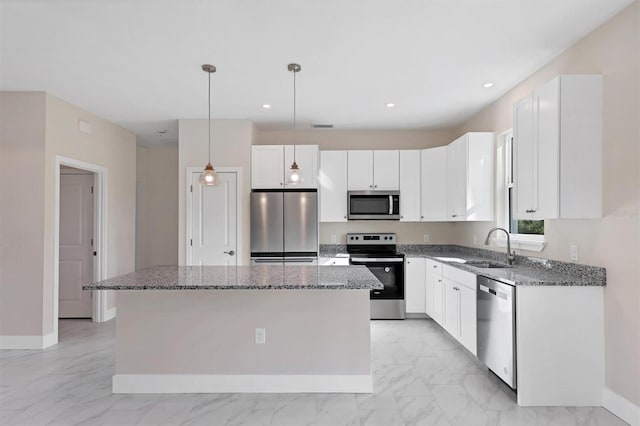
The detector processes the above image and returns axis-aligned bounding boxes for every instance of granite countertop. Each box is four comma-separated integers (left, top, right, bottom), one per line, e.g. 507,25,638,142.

319,244,606,287
82,265,384,290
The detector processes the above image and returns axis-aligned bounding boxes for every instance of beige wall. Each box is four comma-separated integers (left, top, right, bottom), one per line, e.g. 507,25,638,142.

178,119,254,265
0,92,47,336
453,3,640,405
0,91,136,338
44,94,136,329
257,129,458,244
136,146,178,269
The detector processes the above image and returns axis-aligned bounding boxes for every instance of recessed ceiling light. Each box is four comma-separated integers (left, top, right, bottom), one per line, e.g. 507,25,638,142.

262,104,271,109
482,82,494,88
386,103,395,108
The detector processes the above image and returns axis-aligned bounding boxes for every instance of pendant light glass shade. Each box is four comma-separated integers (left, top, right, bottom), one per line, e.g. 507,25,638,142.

287,161,304,184
199,64,218,187
287,63,303,185
199,163,218,186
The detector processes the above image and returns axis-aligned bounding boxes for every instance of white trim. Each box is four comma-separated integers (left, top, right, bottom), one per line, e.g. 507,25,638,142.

103,307,117,322
185,167,244,266
603,388,640,426
495,236,546,252
112,374,372,394
55,156,110,348
0,332,56,349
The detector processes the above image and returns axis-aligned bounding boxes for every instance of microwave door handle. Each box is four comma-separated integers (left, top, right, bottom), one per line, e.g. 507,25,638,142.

389,195,393,214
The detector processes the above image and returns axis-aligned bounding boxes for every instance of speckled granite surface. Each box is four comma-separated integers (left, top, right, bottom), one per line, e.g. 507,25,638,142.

83,265,384,290
319,244,606,287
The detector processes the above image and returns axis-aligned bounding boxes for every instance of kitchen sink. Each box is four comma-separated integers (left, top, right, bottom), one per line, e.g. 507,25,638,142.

464,260,513,269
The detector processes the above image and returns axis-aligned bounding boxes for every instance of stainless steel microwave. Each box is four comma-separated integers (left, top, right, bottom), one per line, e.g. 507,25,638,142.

347,191,400,220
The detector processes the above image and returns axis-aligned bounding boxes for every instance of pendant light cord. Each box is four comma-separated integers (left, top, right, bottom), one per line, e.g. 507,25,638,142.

208,69,212,164
293,68,297,163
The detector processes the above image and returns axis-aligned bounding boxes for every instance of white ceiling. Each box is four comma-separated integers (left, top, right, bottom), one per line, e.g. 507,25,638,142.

0,0,632,146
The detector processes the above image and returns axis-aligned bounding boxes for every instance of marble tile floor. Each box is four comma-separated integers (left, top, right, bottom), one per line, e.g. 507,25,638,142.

0,319,627,426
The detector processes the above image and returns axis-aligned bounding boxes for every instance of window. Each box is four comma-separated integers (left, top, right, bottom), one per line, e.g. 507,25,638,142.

501,131,545,250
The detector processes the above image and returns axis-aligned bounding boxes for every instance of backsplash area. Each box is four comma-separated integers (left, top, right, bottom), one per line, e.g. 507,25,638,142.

319,222,461,245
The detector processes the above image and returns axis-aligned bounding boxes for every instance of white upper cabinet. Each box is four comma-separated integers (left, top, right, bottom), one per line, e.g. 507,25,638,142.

284,145,319,189
446,133,494,221
373,150,400,190
347,150,399,191
251,145,319,189
319,151,348,222
420,147,448,221
347,151,374,190
252,145,285,189
514,75,602,220
399,150,421,222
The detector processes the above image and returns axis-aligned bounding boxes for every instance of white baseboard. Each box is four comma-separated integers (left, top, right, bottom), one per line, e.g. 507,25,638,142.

603,387,640,426
0,332,57,349
102,307,116,322
113,374,373,394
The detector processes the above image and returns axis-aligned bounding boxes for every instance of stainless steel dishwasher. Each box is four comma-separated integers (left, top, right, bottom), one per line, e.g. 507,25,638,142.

477,276,517,389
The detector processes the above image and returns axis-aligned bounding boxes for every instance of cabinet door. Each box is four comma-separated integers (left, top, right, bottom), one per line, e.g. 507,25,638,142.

425,260,443,324
319,151,348,222
400,150,421,222
421,147,448,221
459,284,477,356
513,95,535,219
534,77,560,219
466,133,495,221
284,145,319,189
446,137,467,221
252,145,284,189
405,258,426,314
373,150,400,190
347,150,374,190
443,278,460,338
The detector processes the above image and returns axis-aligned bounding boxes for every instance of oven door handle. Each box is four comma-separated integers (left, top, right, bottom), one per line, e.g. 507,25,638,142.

351,257,404,263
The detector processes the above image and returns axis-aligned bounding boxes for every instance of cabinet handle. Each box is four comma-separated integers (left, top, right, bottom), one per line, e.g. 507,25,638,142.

433,265,438,268
421,216,424,219
437,279,442,282
343,216,347,219
401,216,404,219
280,182,283,186
374,185,378,189
452,214,457,218
526,209,537,213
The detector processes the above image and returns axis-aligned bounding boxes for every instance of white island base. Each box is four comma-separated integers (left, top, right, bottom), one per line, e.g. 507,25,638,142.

112,289,372,394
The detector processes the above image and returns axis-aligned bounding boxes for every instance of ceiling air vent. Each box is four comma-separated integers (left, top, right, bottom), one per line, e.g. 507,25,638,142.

312,124,334,129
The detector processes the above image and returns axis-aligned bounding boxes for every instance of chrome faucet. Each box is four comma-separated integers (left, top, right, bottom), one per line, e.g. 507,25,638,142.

484,227,516,265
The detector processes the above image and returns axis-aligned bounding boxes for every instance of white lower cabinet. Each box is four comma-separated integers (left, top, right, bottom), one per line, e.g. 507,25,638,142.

425,259,444,325
405,258,426,314
442,265,477,356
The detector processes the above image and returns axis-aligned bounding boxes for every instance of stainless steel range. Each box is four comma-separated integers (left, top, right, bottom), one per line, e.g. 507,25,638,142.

347,233,405,319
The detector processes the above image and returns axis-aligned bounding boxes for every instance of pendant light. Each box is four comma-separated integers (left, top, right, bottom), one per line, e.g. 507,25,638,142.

199,64,218,186
286,63,304,185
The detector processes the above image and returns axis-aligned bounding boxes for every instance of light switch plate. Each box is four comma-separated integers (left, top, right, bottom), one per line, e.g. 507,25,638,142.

255,328,266,344
570,244,579,262
423,234,430,243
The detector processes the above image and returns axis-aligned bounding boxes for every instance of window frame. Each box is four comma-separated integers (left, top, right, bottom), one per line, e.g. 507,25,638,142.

497,130,546,252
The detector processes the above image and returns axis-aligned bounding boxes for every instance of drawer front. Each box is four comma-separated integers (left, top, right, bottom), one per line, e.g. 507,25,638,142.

426,259,443,275
442,264,476,290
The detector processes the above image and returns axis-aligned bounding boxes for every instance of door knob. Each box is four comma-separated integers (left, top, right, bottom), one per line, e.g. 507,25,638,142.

224,250,235,256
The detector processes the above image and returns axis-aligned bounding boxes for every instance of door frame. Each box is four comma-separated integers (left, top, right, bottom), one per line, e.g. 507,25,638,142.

185,167,243,266
54,156,109,341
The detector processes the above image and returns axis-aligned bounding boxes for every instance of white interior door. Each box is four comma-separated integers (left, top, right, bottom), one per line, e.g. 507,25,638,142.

190,171,238,266
59,173,94,318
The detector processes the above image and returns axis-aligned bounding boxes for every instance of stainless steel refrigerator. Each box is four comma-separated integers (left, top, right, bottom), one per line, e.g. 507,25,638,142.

250,190,318,265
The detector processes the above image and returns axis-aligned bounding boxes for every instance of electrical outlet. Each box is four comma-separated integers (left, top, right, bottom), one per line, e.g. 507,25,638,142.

570,244,579,262
423,234,430,243
255,328,266,344
330,234,337,244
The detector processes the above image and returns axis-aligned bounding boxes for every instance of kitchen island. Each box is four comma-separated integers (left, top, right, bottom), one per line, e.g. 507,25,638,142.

84,265,383,394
